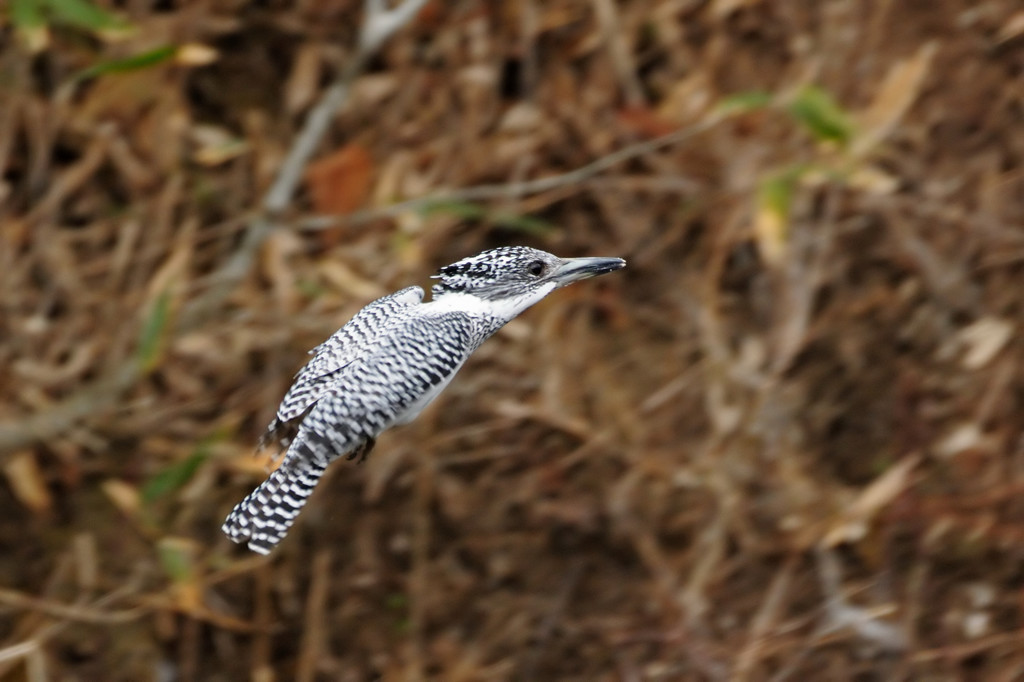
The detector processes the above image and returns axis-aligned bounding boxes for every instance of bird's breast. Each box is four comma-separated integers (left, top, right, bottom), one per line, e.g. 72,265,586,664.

391,368,461,426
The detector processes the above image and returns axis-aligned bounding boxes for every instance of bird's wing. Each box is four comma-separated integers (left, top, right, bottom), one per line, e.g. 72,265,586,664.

263,286,424,444
298,311,477,451
226,312,474,553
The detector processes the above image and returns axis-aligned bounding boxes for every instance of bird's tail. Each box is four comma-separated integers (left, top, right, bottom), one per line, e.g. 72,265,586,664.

222,445,327,555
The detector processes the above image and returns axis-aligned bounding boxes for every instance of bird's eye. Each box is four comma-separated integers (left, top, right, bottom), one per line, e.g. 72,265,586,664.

527,260,545,276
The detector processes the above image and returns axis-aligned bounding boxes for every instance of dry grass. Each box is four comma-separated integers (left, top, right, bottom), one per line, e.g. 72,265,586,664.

2,0,1024,679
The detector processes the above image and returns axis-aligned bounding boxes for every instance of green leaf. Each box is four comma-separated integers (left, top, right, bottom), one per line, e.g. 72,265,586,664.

754,167,803,265
787,85,854,145
75,45,177,80
718,90,773,114
44,0,129,32
295,277,326,299
419,199,488,220
157,538,196,583
10,0,47,30
143,450,207,504
10,0,49,51
137,289,172,373
384,593,410,633
385,593,408,611
758,167,802,219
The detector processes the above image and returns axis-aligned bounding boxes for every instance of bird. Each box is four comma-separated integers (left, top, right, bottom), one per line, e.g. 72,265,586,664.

222,246,626,554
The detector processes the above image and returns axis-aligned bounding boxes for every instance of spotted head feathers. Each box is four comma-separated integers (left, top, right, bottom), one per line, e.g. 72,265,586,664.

431,246,624,301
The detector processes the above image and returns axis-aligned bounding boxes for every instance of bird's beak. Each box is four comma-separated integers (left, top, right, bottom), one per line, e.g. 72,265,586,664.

549,256,627,287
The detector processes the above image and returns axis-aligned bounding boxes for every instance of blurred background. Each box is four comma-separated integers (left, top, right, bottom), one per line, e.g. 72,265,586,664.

2,0,1023,679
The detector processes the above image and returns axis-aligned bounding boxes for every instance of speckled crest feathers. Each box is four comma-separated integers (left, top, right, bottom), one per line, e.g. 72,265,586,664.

222,247,625,554
430,246,562,299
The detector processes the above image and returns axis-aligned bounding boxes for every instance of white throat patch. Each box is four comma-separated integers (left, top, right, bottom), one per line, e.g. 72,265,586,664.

427,282,558,321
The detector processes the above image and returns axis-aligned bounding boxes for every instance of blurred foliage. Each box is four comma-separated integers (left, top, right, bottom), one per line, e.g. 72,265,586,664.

74,45,178,81
9,0,130,50
142,449,207,505
136,289,173,374
1,1,1023,679
787,84,855,146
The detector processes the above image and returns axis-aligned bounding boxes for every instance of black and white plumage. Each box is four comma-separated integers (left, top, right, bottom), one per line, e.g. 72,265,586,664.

222,246,626,554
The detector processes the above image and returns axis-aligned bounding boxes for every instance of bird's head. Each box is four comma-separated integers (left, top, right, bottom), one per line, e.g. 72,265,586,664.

431,246,625,310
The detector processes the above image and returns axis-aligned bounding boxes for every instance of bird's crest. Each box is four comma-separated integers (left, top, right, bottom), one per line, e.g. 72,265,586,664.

431,246,560,300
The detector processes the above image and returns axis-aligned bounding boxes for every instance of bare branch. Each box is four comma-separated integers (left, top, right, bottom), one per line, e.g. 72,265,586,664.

0,587,146,624
359,0,430,56
0,364,137,454
297,113,726,231
815,548,907,652
263,73,360,217
267,0,426,217
191,0,428,325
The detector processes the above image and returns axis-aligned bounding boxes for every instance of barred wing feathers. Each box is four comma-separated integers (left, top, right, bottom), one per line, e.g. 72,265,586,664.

259,286,424,449
224,310,477,554
303,310,478,437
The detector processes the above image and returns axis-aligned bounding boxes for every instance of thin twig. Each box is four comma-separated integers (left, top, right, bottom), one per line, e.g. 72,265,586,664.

263,61,365,218
591,0,645,106
266,0,426,218
0,641,39,665
359,0,430,56
251,563,273,678
815,547,907,652
408,447,435,682
732,556,797,681
0,588,146,624
0,364,137,454
297,550,332,682
0,567,146,678
296,113,726,231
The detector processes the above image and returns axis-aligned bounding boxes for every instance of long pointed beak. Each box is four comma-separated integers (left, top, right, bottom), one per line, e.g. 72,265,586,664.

549,256,627,287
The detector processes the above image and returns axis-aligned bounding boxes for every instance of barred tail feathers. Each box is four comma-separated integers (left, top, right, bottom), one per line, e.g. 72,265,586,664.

222,445,327,555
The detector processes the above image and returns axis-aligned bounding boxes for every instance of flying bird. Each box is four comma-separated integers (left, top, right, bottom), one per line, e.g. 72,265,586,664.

222,246,626,554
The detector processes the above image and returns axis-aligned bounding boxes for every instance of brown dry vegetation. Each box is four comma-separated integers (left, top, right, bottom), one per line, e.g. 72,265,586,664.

2,0,1024,680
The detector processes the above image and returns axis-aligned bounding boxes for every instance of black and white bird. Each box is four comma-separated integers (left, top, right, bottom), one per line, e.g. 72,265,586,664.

222,246,626,554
